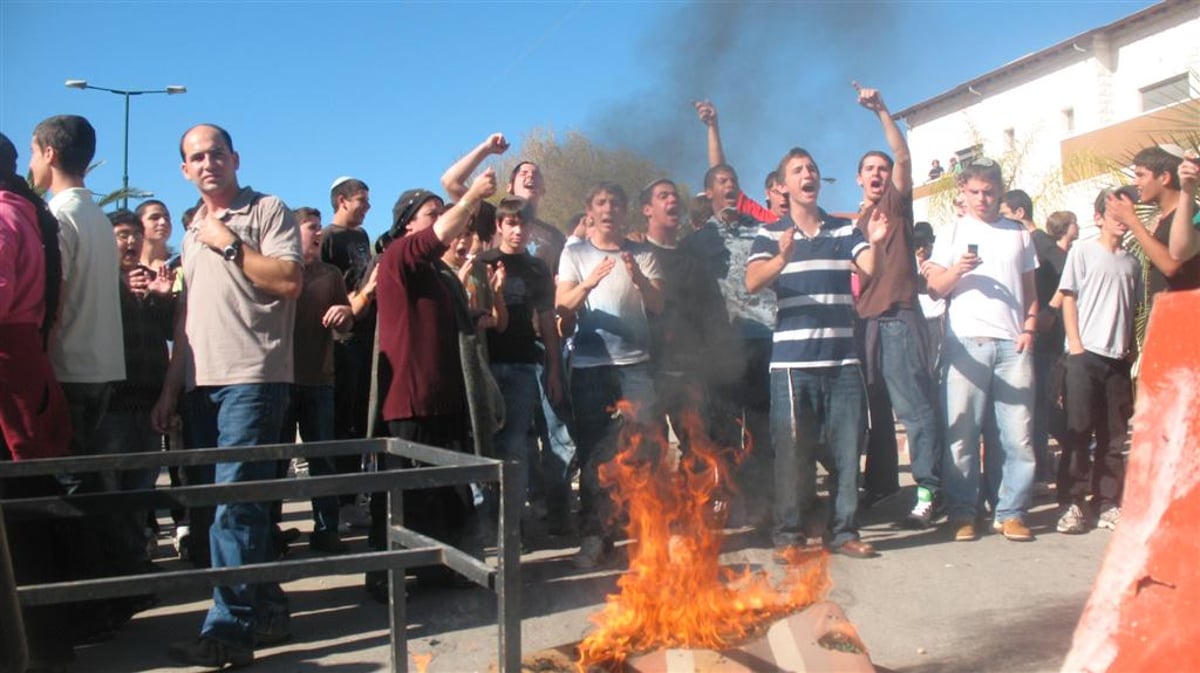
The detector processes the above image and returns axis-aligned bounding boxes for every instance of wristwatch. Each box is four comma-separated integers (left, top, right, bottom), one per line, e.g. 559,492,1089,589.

222,237,242,262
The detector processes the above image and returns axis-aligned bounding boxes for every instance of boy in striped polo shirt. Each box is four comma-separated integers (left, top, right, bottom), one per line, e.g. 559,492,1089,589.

747,147,888,560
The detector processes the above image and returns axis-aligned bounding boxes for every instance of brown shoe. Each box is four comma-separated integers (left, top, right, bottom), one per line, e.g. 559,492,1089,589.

953,521,978,541
995,518,1034,541
834,539,877,559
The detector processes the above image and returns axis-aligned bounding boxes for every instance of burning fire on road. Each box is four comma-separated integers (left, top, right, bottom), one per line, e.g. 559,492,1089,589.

573,401,833,671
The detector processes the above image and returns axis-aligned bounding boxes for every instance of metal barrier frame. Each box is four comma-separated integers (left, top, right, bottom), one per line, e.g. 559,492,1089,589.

0,437,521,672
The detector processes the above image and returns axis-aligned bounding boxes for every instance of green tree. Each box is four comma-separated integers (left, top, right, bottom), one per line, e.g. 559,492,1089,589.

496,128,685,234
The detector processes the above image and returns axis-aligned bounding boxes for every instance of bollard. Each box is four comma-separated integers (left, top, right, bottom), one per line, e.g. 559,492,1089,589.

0,504,29,673
1062,289,1200,671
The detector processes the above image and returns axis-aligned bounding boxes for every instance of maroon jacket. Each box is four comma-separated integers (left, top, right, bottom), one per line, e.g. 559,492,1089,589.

375,227,466,421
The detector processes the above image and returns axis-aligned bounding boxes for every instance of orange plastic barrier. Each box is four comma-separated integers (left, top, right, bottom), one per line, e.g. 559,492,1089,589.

1062,289,1200,672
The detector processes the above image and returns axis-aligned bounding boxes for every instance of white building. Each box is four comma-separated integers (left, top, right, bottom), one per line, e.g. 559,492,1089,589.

896,0,1199,228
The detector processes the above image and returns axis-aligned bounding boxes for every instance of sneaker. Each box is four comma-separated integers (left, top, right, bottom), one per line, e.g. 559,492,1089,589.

1056,504,1087,535
1097,507,1121,530
253,617,292,648
953,521,978,542
994,518,1035,541
173,525,190,561
340,502,372,529
167,636,253,668
289,457,309,479
903,487,936,529
572,535,610,570
309,530,349,554
860,487,900,511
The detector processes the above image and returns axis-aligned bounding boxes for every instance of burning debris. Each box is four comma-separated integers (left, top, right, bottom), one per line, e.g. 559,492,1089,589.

574,402,833,671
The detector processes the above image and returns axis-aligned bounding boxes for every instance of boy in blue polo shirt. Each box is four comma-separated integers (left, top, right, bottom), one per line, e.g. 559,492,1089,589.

746,147,887,560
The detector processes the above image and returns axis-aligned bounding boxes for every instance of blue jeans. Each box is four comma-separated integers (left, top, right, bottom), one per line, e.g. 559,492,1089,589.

489,363,540,510
186,383,291,648
534,349,575,519
570,362,658,538
770,365,866,548
280,384,339,533
877,316,940,492
941,336,1035,524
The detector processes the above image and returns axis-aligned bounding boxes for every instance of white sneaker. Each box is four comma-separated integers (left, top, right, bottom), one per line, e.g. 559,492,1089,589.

174,525,191,561
903,487,936,529
1097,507,1120,530
572,536,610,570
1056,504,1086,534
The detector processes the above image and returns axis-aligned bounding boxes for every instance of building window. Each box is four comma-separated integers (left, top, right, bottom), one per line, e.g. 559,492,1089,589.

1140,73,1191,112
1062,107,1075,133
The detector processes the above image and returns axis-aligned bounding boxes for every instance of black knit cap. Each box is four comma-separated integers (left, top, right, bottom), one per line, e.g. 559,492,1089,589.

390,189,442,239
0,132,17,177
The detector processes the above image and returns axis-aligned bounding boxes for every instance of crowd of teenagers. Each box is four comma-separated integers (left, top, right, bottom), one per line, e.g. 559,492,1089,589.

2,84,1199,671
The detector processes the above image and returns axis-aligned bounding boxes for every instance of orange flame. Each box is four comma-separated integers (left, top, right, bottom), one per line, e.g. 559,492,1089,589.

412,652,433,673
576,401,830,671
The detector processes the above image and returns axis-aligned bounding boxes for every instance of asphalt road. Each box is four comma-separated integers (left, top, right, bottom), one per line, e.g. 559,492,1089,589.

73,455,1109,673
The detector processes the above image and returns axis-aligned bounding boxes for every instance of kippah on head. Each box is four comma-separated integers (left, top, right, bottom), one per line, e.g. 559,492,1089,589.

330,176,355,192
0,132,17,177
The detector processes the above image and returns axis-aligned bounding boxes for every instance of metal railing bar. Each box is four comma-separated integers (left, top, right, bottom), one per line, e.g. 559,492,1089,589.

0,438,392,477
1,465,500,520
391,527,491,586
15,548,446,606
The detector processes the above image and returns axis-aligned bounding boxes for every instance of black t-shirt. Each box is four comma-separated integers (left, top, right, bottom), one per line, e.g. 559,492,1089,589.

478,249,553,363
1149,209,1200,299
1032,229,1066,351
647,240,731,374
321,224,375,339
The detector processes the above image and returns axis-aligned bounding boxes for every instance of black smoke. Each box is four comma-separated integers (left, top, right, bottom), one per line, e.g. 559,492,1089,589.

587,1,906,202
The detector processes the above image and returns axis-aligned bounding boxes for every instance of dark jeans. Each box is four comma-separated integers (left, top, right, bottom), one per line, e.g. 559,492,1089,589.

876,315,941,492
1057,352,1132,511
95,408,162,565
863,383,897,496
714,336,773,522
278,384,340,533
655,371,710,457
186,383,291,649
570,363,658,539
333,338,373,502
1033,345,1062,482
532,349,576,521
770,365,866,548
366,416,476,586
0,467,74,666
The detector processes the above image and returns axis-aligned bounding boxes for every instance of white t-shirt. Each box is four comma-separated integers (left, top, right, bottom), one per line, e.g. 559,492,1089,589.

557,238,662,368
49,188,126,383
931,215,1037,341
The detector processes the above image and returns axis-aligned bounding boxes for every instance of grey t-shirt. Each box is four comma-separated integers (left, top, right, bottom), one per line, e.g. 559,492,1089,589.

557,238,662,368
182,187,303,387
1057,238,1142,360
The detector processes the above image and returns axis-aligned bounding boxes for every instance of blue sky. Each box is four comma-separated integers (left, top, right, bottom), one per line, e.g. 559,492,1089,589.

2,1,1154,246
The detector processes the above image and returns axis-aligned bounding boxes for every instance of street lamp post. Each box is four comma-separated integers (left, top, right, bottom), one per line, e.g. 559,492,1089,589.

65,79,186,209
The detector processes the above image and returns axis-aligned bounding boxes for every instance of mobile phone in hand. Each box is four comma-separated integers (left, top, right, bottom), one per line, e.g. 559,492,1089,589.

967,243,979,255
